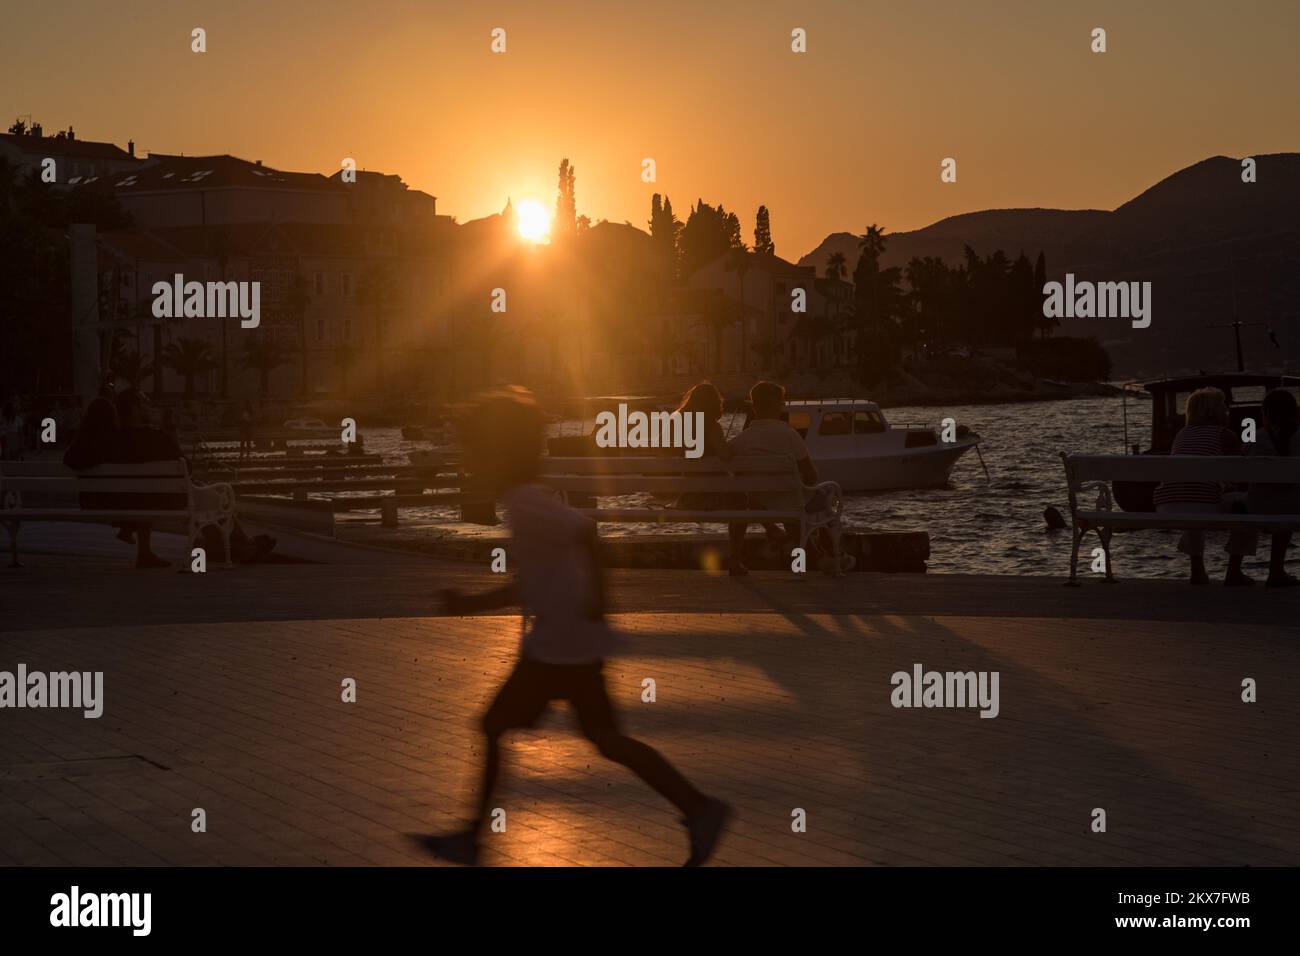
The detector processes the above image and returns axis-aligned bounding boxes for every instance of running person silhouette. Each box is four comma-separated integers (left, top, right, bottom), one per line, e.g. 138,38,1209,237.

424,387,730,866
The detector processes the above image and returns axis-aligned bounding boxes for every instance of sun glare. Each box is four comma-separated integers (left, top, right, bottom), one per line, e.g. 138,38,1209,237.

516,198,552,243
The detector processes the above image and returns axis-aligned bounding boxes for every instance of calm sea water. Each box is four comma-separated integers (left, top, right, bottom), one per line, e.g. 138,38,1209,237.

359,396,1263,579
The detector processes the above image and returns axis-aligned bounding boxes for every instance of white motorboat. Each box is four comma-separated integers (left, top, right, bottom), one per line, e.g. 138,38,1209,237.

776,399,980,492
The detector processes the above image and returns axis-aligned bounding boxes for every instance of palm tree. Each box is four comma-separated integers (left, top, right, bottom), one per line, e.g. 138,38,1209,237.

109,344,154,391
825,251,847,280
162,338,218,399
855,222,891,336
239,335,294,398
723,248,752,373
859,223,888,262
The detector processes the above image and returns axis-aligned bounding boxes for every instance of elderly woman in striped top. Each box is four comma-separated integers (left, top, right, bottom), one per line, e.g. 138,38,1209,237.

1153,387,1258,586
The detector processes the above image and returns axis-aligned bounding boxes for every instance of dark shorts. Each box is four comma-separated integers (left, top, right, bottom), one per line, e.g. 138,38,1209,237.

484,656,617,738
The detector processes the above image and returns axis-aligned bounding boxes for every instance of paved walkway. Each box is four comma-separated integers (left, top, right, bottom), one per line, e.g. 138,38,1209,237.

2,548,1298,866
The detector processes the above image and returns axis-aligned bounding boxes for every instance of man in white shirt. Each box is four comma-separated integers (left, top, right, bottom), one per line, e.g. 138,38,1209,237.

726,381,819,575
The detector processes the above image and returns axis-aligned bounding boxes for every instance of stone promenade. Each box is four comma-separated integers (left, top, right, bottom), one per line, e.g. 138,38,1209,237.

2,546,1298,866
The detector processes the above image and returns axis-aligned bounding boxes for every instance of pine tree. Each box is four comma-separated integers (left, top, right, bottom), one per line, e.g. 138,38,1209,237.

1034,250,1054,339
754,205,774,255
554,159,577,238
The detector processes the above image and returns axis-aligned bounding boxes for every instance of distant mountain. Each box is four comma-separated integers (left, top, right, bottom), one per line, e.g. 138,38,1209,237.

798,155,1300,379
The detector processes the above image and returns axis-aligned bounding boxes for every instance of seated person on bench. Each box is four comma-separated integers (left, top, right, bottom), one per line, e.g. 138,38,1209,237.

62,394,171,568
669,381,735,511
1152,386,1257,587
1247,388,1300,588
64,390,273,568
725,380,818,576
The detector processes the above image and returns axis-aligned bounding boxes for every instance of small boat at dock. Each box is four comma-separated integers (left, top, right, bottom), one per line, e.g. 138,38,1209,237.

769,399,980,492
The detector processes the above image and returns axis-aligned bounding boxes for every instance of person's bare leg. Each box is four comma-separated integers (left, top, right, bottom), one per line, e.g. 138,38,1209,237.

1268,532,1298,587
573,665,729,866
1224,554,1254,586
421,659,549,864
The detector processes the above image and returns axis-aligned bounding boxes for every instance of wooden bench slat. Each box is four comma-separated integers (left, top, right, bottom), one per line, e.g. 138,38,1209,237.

573,509,804,522
0,462,188,478
232,477,462,494
540,455,796,476
545,475,801,494
1066,454,1300,483
1077,511,1300,530
2,510,191,521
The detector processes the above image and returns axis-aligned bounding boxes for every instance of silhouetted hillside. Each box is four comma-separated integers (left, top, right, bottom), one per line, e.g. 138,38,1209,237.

799,155,1300,378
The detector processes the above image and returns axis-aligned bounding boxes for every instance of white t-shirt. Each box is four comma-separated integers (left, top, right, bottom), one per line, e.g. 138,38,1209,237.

500,484,623,664
728,418,812,509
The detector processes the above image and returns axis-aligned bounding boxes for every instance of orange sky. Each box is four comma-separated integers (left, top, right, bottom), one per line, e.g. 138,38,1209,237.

5,0,1298,257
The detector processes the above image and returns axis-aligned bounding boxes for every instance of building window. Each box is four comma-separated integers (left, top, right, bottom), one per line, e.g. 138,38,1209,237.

341,273,352,297
343,319,352,341
316,319,326,342
314,272,325,296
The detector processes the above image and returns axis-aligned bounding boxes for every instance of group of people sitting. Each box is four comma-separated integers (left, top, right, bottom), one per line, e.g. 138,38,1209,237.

63,388,275,569
1154,386,1299,587
671,378,841,575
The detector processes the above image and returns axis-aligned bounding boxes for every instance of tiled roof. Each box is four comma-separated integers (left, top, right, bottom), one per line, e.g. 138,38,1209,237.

0,132,136,162
103,155,343,194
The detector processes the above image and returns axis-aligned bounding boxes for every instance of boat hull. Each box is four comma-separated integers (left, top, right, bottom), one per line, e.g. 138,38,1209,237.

812,440,977,492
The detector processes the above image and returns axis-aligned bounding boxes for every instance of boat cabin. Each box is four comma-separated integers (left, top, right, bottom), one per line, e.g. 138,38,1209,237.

1130,373,1300,454
741,399,945,449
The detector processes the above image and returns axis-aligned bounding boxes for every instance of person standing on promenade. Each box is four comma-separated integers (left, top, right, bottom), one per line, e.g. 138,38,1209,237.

424,386,730,866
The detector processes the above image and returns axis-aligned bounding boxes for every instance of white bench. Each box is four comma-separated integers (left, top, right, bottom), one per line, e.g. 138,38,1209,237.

0,460,236,568
1060,453,1300,584
540,455,845,572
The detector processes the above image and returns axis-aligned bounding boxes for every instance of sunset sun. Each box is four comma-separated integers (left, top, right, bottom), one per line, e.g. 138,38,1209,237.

516,198,551,243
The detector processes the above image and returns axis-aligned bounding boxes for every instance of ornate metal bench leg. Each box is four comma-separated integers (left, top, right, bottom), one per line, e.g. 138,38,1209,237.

1065,522,1082,586
1100,530,1117,583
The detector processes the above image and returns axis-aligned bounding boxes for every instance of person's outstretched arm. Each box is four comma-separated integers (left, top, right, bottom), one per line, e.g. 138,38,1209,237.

441,583,519,615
